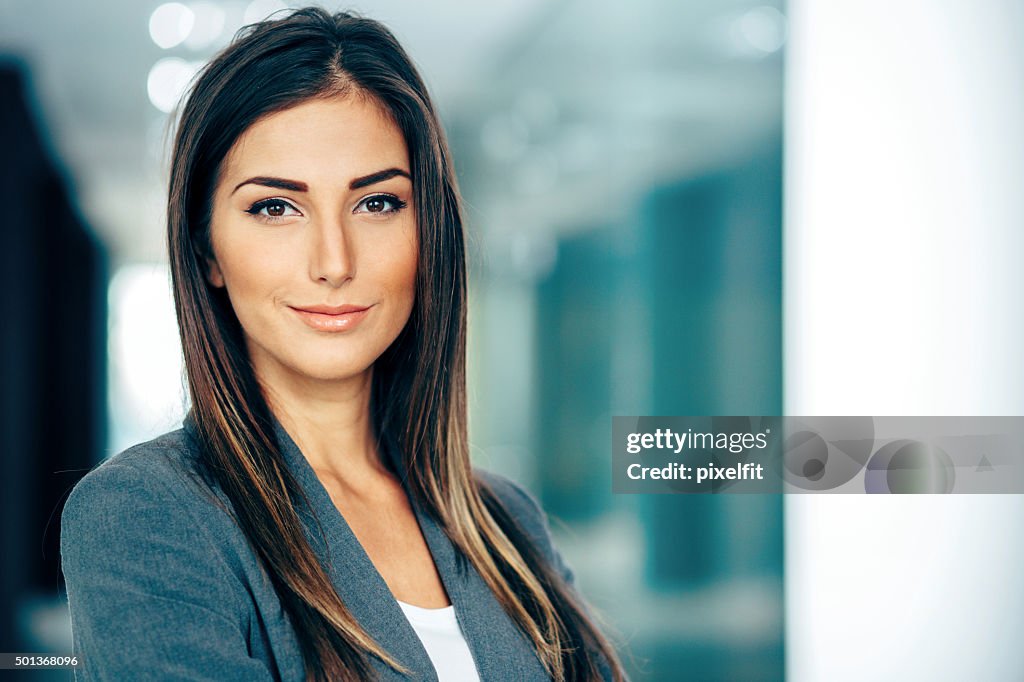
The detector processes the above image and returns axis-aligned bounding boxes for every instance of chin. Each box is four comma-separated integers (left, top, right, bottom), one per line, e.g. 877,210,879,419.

294,359,375,383
248,335,390,385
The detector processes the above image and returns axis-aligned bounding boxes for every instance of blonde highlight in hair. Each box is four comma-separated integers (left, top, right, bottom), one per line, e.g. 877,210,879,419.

168,7,626,681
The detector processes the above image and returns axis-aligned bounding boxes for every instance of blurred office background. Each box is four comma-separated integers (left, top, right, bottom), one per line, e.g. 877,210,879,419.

0,1,1020,681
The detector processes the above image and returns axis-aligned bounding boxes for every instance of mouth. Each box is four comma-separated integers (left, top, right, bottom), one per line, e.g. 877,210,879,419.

289,303,373,332
292,303,371,315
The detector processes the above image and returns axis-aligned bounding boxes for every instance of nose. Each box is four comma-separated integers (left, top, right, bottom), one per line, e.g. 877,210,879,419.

309,214,354,287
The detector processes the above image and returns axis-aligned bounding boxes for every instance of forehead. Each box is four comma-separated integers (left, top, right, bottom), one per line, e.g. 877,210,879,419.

220,94,409,182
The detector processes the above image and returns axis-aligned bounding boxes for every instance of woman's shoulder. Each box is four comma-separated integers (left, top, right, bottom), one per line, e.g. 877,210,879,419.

63,426,207,519
473,468,577,586
60,427,277,680
474,468,546,524
60,424,234,566
60,423,257,616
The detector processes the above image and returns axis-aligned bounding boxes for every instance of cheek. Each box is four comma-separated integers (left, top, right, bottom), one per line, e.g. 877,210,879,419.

386,231,419,300
366,229,418,338
212,229,293,307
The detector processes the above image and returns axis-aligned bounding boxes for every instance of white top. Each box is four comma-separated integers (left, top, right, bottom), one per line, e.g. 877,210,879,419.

397,600,481,681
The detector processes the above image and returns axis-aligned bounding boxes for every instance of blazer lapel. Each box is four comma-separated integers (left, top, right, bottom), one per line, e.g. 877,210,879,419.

275,418,552,680
412,504,551,681
271,418,439,681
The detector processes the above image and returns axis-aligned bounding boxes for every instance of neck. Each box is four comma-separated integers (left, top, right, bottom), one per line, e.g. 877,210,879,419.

257,363,387,484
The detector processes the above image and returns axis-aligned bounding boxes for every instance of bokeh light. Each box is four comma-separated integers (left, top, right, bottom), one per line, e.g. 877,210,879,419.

149,2,196,50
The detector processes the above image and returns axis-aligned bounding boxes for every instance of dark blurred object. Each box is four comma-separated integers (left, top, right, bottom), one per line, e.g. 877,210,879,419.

0,57,107,651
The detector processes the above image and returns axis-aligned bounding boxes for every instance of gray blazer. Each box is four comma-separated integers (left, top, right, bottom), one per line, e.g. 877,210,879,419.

60,414,613,681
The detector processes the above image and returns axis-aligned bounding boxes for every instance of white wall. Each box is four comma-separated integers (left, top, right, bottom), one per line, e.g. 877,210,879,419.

784,1,1024,680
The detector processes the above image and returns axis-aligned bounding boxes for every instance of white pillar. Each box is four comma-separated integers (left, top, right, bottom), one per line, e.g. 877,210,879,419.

784,2,1024,680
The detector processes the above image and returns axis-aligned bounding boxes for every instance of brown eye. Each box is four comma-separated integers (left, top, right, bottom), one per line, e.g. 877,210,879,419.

354,193,407,215
245,198,300,221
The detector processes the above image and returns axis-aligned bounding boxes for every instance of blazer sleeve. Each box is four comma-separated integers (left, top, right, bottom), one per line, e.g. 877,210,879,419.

60,460,275,681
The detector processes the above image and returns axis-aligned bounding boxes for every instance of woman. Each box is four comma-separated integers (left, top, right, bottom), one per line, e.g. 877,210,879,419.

60,7,627,681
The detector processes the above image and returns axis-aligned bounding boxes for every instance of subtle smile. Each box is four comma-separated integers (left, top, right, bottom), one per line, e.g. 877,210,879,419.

289,303,373,332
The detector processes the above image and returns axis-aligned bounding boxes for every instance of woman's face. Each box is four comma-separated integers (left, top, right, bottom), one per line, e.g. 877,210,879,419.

207,93,417,388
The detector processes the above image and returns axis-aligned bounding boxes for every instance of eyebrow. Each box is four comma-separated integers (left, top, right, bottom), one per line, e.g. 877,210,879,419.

349,168,411,189
232,168,412,195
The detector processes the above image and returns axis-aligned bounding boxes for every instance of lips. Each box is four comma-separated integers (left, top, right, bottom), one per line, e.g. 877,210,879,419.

291,303,370,315
289,303,373,332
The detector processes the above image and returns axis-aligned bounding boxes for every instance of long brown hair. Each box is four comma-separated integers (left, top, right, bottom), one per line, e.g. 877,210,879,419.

168,7,625,681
